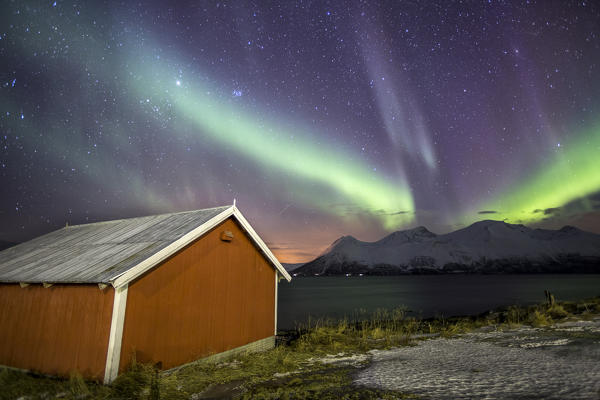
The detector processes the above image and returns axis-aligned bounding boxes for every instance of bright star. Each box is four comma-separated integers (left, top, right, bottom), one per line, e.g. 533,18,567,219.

176,80,181,86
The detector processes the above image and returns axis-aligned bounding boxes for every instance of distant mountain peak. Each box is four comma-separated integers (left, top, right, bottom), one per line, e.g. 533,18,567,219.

334,235,358,244
298,221,600,276
321,235,360,255
409,226,436,236
559,225,581,233
379,226,437,244
469,219,511,227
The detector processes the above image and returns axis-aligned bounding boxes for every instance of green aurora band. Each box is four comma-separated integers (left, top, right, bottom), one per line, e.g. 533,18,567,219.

7,6,598,233
7,10,415,230
466,123,600,225
128,64,415,229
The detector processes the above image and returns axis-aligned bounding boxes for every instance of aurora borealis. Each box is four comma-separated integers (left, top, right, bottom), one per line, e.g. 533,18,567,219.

1,1,599,262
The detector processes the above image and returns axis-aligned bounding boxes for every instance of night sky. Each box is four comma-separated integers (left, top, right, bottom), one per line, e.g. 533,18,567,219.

1,1,599,262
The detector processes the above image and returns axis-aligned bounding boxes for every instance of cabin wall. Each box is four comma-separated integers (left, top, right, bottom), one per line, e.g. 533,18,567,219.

119,217,276,371
0,284,114,379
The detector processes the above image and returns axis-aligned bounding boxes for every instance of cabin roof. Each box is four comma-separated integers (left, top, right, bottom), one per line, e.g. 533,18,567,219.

0,205,291,286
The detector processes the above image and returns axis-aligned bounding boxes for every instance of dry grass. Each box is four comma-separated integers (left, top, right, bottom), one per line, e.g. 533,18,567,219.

2,296,599,399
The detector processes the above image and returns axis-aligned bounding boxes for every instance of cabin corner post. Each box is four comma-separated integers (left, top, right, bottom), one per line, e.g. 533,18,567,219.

274,272,278,336
104,284,129,384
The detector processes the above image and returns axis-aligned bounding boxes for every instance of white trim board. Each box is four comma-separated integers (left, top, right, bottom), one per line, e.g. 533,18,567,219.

232,206,291,282
274,273,278,335
110,205,291,288
110,207,233,288
103,284,128,384
100,205,289,383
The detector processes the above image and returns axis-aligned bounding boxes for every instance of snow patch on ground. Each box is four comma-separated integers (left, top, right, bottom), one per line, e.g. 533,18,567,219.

309,352,369,367
553,318,600,333
519,338,570,348
355,318,600,399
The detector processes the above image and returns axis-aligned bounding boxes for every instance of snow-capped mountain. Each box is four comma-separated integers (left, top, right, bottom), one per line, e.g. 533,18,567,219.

282,262,305,272
295,221,600,275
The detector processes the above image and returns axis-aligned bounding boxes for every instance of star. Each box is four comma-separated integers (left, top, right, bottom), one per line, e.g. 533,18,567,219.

0,0,598,263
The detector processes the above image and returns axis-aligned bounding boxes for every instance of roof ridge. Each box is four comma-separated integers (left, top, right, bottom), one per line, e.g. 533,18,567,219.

0,204,291,284
65,205,232,229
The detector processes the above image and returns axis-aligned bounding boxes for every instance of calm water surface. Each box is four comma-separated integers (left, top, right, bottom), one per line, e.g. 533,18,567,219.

277,274,600,330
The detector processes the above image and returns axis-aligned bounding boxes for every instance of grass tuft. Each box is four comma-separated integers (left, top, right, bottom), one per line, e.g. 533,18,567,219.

528,309,552,327
110,357,155,399
68,371,90,397
547,304,569,319
1,295,598,399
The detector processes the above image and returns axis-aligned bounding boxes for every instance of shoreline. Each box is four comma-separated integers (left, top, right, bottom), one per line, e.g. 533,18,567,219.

2,296,599,399
290,269,600,277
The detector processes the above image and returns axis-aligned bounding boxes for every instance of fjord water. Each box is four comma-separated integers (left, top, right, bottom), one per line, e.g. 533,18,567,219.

277,275,600,330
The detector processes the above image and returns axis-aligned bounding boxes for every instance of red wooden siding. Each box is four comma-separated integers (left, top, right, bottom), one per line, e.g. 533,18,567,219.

0,284,114,379
119,217,276,371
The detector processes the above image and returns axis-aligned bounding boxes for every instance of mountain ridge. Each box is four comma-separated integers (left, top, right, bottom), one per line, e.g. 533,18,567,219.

294,220,600,276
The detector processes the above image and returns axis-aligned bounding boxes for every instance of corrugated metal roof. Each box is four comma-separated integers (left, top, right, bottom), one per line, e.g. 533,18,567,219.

0,206,231,284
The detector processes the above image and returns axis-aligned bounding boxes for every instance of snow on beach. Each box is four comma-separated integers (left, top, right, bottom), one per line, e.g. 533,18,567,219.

355,317,600,399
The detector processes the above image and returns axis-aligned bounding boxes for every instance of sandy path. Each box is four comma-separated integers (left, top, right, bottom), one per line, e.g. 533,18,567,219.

355,318,600,399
